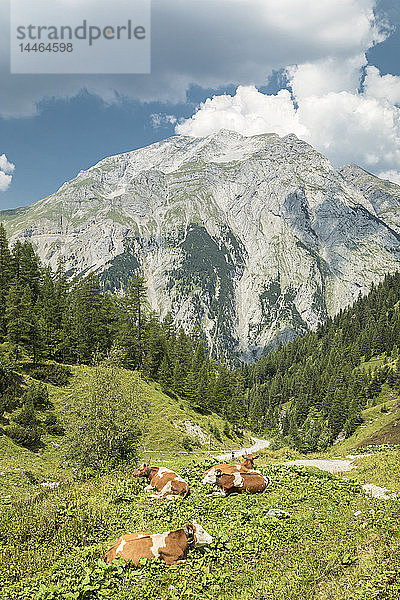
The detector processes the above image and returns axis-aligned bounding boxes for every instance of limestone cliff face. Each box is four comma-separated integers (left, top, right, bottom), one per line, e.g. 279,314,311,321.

2,130,400,360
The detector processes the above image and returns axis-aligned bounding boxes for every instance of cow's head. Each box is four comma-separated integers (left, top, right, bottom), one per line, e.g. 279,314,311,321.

185,522,213,547
133,463,150,477
242,454,259,467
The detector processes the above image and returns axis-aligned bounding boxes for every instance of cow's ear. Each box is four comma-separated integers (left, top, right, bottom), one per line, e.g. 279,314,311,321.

253,455,259,460
186,523,196,534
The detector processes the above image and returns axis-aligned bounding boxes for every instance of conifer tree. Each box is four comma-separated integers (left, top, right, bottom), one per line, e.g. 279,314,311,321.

158,353,173,390
6,283,41,361
117,275,149,368
69,273,111,363
0,223,12,339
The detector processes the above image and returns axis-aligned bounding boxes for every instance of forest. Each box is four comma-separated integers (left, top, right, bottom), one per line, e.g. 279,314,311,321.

1,221,399,455
243,272,400,450
0,223,246,455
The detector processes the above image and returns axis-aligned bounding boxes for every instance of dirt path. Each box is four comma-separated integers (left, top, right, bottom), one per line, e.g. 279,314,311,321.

214,437,271,461
286,458,397,500
286,459,354,474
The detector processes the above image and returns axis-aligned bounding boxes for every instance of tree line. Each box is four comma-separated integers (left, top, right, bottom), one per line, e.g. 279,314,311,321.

2,221,399,454
242,272,400,451
0,223,246,436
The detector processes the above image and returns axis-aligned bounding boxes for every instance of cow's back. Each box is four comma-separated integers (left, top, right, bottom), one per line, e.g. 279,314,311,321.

241,473,269,493
219,472,270,494
105,533,152,563
151,469,189,497
105,530,188,565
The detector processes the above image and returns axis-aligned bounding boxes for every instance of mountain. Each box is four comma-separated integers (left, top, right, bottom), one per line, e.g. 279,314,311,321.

1,130,400,360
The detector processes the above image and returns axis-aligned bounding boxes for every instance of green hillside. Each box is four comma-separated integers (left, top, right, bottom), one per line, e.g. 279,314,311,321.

1,364,399,600
0,363,249,504
244,272,400,451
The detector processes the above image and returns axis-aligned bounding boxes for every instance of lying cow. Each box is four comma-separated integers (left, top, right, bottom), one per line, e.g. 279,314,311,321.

203,468,270,495
104,522,213,565
133,463,190,498
202,453,260,481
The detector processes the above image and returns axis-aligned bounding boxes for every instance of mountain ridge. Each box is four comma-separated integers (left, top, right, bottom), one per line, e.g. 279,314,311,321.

1,130,400,360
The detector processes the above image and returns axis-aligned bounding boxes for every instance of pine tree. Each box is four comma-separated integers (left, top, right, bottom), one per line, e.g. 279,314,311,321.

69,273,111,363
37,268,60,359
117,275,149,369
158,353,173,390
6,283,41,361
12,241,42,299
0,223,12,340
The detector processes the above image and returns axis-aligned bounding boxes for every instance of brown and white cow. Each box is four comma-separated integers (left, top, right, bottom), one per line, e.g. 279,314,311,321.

133,463,190,498
202,454,260,482
104,522,213,566
203,468,270,495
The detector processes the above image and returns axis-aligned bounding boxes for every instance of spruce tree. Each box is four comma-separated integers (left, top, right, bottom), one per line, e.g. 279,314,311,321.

6,283,41,361
0,223,12,339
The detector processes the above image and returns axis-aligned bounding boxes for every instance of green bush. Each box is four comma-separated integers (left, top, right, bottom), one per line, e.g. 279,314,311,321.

5,422,41,447
10,401,38,428
43,411,65,435
0,355,22,414
26,364,72,386
223,421,233,438
209,423,222,441
23,381,51,410
66,363,144,474
182,436,201,451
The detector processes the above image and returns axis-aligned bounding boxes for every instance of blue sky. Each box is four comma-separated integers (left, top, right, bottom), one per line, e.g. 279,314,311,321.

1,0,400,210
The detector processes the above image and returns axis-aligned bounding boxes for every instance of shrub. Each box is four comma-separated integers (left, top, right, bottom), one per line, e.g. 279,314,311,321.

5,422,41,447
209,423,222,441
10,401,38,428
26,363,72,386
23,381,51,410
43,411,65,435
223,421,233,438
182,436,201,451
0,355,22,414
65,362,145,474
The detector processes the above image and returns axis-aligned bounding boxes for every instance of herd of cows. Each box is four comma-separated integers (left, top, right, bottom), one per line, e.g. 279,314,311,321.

105,454,270,566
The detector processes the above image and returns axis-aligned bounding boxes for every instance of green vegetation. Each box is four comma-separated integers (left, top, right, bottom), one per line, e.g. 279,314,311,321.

0,361,247,504
1,218,400,598
326,391,400,455
244,272,400,451
0,458,399,600
344,449,400,494
0,223,248,457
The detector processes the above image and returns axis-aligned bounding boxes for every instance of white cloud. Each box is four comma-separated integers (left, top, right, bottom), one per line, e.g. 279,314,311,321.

287,54,367,99
297,91,400,169
0,154,15,174
0,172,13,192
150,113,178,128
378,170,400,185
176,69,400,176
363,65,400,104
0,0,388,117
261,0,384,48
177,86,307,138
0,154,15,191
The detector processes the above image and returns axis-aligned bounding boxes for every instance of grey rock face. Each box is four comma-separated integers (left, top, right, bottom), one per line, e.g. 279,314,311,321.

2,130,400,361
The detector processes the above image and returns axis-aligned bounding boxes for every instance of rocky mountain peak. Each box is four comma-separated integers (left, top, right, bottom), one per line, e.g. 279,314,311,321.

1,132,400,361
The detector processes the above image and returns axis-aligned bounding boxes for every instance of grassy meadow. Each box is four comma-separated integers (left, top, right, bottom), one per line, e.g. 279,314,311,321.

0,364,249,504
0,365,399,599
0,457,399,600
